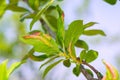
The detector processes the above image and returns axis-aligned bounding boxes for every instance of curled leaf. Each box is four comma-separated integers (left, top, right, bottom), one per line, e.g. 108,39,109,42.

21,31,59,55
102,60,119,80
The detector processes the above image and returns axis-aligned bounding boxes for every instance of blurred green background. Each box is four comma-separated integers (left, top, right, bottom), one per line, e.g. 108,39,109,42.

0,0,120,80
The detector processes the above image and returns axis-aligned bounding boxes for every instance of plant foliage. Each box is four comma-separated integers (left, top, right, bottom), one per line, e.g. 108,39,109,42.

0,0,119,80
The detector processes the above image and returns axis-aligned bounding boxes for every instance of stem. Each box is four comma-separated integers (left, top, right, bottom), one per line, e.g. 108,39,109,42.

23,0,28,2
40,19,56,39
80,65,98,80
82,61,103,80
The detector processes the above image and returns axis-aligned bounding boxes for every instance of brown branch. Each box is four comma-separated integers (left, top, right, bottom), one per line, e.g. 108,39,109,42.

23,0,28,2
82,61,103,80
40,19,56,39
80,65,98,80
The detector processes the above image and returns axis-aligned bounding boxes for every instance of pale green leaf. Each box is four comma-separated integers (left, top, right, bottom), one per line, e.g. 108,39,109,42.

84,22,98,29
0,0,7,18
0,60,22,80
7,62,22,77
83,29,106,36
30,0,54,30
43,59,63,78
0,60,8,80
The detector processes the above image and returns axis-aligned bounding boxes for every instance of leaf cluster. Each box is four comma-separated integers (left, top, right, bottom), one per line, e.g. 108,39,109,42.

0,0,119,80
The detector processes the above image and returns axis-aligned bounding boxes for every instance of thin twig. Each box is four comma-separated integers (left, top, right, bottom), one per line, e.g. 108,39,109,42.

80,65,98,80
23,0,28,2
40,19,56,38
82,61,103,80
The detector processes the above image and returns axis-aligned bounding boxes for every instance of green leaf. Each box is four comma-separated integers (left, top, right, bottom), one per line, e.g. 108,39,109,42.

80,50,87,61
63,59,71,67
85,69,94,77
28,0,40,10
20,13,36,22
57,0,63,1
0,60,8,80
7,5,29,12
84,22,98,29
0,60,22,80
29,52,49,61
75,40,89,50
104,0,117,5
85,50,98,63
83,29,106,36
80,50,98,63
21,31,59,55
22,48,49,62
0,0,7,18
28,0,49,10
30,0,54,30
43,59,63,78
44,15,57,31
7,62,22,77
28,0,35,10
56,5,65,47
65,20,84,47
65,20,84,59
39,56,59,69
73,64,81,76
